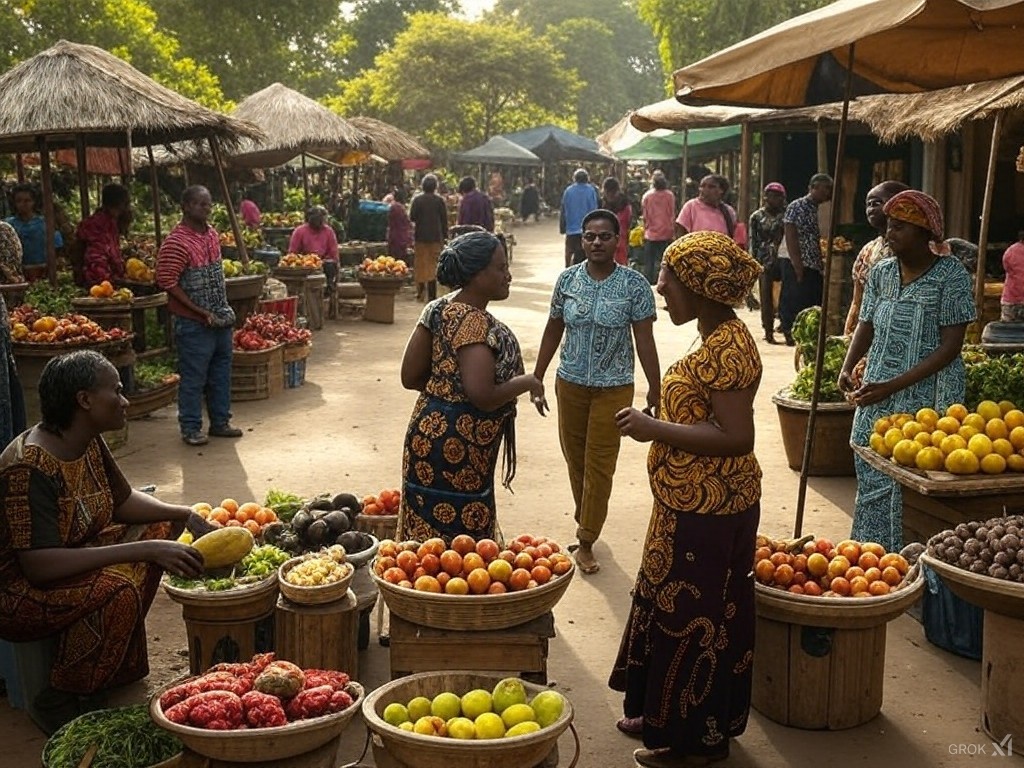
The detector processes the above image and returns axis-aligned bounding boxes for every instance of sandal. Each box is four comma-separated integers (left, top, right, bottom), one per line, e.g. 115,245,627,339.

617,716,643,737
575,547,600,574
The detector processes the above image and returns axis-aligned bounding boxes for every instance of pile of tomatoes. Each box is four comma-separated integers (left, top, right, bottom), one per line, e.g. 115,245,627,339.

9,306,128,345
233,313,312,352
192,498,280,537
361,489,400,516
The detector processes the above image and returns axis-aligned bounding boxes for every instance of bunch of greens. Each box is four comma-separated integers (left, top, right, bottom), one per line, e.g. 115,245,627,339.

24,274,81,316
788,306,850,403
167,544,288,592
791,306,821,365
133,359,177,390
42,705,181,768
964,352,1024,409
265,488,305,522
240,544,290,578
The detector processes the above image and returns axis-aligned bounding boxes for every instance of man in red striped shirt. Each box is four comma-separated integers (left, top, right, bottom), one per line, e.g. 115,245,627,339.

156,186,242,446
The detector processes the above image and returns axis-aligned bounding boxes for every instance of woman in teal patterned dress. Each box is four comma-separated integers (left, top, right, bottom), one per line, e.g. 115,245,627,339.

840,191,975,551
398,231,544,543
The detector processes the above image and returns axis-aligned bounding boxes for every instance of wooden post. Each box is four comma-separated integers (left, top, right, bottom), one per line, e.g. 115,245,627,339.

681,129,690,197
147,145,163,245
75,136,91,220
974,111,1004,322
37,137,58,286
15,153,25,183
208,136,249,265
301,152,310,210
738,122,753,222
816,124,829,173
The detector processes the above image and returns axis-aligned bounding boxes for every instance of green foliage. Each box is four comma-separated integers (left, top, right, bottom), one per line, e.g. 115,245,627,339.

789,306,849,403
333,12,580,150
344,0,461,75
965,353,1024,411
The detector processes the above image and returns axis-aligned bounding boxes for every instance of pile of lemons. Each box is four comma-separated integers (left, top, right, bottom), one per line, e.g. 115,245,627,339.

870,401,1024,475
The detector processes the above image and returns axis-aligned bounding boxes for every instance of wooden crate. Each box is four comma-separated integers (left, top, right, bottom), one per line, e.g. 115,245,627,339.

231,345,284,401
388,612,553,683
752,615,886,730
275,591,360,678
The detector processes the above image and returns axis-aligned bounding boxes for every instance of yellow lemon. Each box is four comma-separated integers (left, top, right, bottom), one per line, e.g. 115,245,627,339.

901,421,925,439
946,403,969,422
892,439,921,467
1010,426,1024,450
980,453,1007,475
935,416,961,435
1007,454,1024,472
962,413,986,431
914,431,933,448
967,433,993,459
893,413,914,428
976,401,1002,422
986,418,1009,441
940,434,967,455
999,400,1017,416
1004,410,1024,430
958,425,980,440
931,430,948,448
884,428,905,450
874,416,892,436
993,438,1015,458
945,448,980,475
915,446,945,471
869,433,892,457
915,408,940,429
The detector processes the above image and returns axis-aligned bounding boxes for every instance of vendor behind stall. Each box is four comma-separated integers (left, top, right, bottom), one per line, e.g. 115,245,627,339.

289,205,339,288
5,184,62,281
0,350,209,733
1001,228,1024,322
76,184,132,287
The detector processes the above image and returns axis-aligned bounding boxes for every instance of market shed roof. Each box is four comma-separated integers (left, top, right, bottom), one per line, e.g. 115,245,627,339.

0,39,262,154
453,136,541,165
344,117,430,161
500,124,608,163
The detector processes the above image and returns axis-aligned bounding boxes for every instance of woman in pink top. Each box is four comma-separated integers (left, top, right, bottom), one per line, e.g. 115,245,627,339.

674,174,739,244
1001,229,1024,322
288,206,339,288
239,197,261,230
640,171,676,285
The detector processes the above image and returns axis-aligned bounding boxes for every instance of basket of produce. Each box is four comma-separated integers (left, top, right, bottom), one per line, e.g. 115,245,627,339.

269,493,365,557
355,488,400,540
126,375,179,420
9,305,133,349
279,548,355,605
150,654,364,763
274,253,323,275
363,671,577,768
357,255,409,280
42,705,182,768
370,534,575,631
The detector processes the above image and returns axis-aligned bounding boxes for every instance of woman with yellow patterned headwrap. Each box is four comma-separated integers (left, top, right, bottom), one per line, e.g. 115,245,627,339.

839,189,975,552
609,231,762,768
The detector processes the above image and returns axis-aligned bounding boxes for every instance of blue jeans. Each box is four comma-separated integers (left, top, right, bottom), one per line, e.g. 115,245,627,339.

642,240,670,285
174,317,233,434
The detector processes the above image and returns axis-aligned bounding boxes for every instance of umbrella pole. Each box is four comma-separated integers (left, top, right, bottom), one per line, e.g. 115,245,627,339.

681,129,689,196
147,145,163,246
793,43,854,539
302,153,309,210
973,110,1004,322
209,136,249,266
75,136,90,219
15,154,25,183
37,137,57,287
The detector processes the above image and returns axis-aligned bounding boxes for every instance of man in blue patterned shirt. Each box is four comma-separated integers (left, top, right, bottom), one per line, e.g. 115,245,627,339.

779,173,832,345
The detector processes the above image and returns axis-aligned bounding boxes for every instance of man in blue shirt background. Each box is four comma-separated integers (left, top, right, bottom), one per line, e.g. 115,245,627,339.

5,183,62,274
560,168,599,268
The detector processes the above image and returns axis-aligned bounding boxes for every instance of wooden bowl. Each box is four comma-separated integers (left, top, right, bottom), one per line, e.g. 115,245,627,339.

278,555,355,605
362,671,573,768
149,679,364,763
370,561,574,631
919,553,1024,619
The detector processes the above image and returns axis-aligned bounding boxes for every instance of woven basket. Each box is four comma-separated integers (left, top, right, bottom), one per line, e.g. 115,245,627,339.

149,679,364,763
355,513,398,541
363,671,576,768
370,561,575,631
919,553,1024,619
278,555,355,605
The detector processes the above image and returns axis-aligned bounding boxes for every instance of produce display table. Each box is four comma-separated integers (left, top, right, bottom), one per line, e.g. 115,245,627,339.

225,274,268,329
388,611,554,684
853,444,1024,544
275,590,360,679
273,271,328,330
920,554,1024,747
358,276,405,324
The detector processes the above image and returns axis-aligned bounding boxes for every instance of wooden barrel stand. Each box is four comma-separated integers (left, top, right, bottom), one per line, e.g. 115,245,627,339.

275,590,360,677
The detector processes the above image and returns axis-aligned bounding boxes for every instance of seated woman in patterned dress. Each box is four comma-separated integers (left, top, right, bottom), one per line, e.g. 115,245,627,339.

0,351,210,733
609,231,763,768
398,231,545,544
840,190,975,552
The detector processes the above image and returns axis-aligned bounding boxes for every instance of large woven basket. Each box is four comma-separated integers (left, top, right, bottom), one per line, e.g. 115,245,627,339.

278,555,354,605
363,671,576,768
355,513,398,541
149,679,364,763
919,553,1024,619
370,561,575,631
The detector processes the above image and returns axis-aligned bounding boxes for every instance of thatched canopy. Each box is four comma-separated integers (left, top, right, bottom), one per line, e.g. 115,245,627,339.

630,99,770,132
855,76,1024,143
345,117,430,161
0,40,262,154
225,83,369,168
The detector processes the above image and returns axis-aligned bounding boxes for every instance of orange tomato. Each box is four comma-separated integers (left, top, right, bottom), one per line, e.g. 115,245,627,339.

243,520,260,535
220,499,239,515
466,568,491,594
451,535,477,556
210,507,230,525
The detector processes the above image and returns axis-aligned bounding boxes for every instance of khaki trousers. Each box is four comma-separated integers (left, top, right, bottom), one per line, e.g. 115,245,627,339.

555,377,633,545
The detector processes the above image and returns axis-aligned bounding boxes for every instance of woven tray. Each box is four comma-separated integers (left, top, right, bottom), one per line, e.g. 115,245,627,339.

919,552,1024,619
126,376,179,420
370,560,575,631
279,555,354,605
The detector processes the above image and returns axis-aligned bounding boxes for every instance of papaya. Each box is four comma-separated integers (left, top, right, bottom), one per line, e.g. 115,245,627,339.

191,526,254,569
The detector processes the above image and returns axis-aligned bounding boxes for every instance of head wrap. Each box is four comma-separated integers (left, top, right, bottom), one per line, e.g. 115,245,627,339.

437,231,501,288
664,231,762,307
883,190,944,241
764,182,786,195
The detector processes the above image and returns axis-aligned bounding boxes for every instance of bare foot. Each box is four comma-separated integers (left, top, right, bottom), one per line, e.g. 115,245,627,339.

576,545,600,574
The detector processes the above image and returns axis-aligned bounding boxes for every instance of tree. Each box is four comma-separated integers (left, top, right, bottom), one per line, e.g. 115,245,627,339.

0,0,226,108
150,0,348,100
639,0,833,76
494,0,663,130
331,13,580,151
343,0,461,76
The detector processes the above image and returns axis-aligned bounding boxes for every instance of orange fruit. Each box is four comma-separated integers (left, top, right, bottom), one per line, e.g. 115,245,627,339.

210,507,230,525
414,575,442,593
451,535,477,556
237,501,260,517
219,498,239,514
243,520,260,535
868,580,890,596
755,560,775,583
863,567,882,583
858,552,880,570
487,558,513,584
946,403,969,421
881,566,902,586
531,565,552,584
849,576,870,594
1004,409,1024,430
508,568,532,591
462,552,486,573
466,568,491,594
830,577,851,596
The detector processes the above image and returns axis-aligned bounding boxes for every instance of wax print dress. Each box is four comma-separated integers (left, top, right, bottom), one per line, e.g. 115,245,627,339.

0,435,170,694
399,297,524,544
851,257,975,551
610,319,762,759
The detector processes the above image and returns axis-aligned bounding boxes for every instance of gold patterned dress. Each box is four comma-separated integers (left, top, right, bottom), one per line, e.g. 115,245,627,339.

399,298,524,543
609,319,762,758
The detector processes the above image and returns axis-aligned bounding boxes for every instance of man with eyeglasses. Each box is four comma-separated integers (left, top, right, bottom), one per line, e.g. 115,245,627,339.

560,169,599,268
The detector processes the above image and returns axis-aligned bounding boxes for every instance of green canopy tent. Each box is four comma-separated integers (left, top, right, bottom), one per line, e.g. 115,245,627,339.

614,125,742,162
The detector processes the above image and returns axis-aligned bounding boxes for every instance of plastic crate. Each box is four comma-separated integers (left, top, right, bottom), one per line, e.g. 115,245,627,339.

257,296,298,325
284,359,306,388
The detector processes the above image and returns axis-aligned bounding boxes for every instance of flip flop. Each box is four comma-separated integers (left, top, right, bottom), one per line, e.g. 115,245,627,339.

617,716,643,737
577,557,601,575
566,542,580,553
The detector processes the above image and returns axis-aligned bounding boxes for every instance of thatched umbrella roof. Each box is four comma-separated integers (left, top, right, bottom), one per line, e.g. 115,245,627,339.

0,40,262,153
225,83,369,168
345,116,429,161
629,99,770,132
854,75,1024,143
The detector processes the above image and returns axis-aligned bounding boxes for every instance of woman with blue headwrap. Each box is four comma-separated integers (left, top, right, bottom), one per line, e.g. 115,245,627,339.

398,231,545,543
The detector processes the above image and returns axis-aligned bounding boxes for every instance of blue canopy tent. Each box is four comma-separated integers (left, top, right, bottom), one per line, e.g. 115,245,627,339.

500,124,609,164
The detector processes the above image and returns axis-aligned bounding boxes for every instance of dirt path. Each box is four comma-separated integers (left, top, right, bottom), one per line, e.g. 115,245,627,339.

2,219,994,766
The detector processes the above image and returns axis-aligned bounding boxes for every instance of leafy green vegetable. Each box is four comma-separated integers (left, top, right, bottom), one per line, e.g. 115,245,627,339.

265,488,305,522
134,359,177,390
42,705,181,768
240,544,290,578
789,334,850,403
24,273,81,316
964,352,1024,410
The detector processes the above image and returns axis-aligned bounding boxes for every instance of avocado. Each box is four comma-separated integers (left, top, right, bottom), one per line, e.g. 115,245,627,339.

332,493,361,512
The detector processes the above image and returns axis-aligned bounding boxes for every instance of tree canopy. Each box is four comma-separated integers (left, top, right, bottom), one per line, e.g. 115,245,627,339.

343,0,461,76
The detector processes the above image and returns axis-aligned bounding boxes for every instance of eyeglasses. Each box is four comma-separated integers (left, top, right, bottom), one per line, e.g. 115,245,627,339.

582,231,616,242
